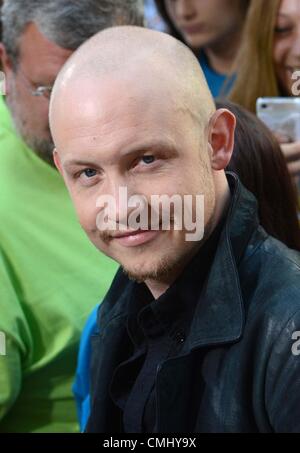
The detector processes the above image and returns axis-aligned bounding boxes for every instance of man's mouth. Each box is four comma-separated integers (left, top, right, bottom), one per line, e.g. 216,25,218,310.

110,229,161,247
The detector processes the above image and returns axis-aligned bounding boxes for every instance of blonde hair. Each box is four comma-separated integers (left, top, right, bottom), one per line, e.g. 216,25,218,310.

229,0,281,113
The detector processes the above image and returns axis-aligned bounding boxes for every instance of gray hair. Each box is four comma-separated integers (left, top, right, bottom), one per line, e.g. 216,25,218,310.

1,0,144,67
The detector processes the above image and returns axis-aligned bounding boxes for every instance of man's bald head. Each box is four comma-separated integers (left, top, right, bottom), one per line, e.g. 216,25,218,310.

49,26,235,288
50,26,215,134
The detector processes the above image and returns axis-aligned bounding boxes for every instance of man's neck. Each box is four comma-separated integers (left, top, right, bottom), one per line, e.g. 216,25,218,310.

145,280,173,301
145,250,201,300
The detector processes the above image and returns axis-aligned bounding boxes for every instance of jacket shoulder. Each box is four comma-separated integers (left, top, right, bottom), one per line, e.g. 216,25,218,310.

241,230,300,323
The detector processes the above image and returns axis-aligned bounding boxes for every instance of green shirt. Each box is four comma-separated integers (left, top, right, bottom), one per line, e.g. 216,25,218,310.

0,97,118,432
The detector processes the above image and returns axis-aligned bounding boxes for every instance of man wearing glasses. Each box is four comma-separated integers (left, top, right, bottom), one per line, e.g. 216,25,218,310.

0,0,143,433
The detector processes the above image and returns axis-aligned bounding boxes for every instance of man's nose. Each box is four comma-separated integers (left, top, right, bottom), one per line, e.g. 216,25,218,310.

101,177,135,227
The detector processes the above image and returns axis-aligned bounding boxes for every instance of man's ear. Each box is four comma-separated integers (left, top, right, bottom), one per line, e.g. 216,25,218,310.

208,108,236,171
53,149,63,175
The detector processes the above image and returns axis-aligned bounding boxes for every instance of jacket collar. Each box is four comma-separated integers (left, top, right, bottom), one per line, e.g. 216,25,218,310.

187,172,259,350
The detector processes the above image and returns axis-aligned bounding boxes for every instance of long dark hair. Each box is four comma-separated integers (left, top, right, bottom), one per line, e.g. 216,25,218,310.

154,1,183,41
216,100,300,251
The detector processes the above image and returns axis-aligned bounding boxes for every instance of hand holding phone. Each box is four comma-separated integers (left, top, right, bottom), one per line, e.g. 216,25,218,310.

256,97,300,143
256,97,300,178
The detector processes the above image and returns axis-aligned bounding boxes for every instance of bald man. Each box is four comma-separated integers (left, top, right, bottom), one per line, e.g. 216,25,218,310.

50,27,300,433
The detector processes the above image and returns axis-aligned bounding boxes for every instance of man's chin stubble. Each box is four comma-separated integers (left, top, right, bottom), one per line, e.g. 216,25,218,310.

121,255,174,284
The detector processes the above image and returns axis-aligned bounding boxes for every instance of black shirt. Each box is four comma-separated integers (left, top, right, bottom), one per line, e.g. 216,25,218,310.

109,221,224,433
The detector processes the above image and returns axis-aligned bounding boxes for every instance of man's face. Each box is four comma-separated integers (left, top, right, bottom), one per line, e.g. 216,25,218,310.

2,23,72,164
53,77,216,282
164,0,245,50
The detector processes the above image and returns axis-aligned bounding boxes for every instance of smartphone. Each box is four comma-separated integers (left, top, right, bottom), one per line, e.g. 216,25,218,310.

256,97,300,142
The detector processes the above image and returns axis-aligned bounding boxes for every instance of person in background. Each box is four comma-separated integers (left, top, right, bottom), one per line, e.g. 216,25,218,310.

0,0,142,433
154,0,250,97
229,0,300,178
217,100,300,250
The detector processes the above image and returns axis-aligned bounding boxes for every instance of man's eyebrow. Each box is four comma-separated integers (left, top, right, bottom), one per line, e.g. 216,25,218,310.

62,141,178,167
62,159,101,169
119,140,179,158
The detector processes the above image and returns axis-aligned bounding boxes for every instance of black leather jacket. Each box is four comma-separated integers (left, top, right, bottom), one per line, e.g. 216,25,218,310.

87,174,300,433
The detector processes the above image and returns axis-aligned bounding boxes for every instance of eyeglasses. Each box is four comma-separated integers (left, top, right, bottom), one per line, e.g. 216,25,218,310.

18,67,53,99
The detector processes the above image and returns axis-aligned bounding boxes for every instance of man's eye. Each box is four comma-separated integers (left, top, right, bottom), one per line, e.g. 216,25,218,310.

82,168,97,178
141,155,155,164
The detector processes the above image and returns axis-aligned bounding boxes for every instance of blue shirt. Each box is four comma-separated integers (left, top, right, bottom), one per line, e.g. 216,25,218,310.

73,305,99,432
199,52,233,98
